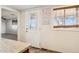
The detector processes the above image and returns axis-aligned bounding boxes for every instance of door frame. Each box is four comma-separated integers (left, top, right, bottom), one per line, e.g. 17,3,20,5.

25,9,41,48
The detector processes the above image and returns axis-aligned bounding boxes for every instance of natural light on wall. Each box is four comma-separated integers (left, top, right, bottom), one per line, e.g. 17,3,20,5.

12,25,17,30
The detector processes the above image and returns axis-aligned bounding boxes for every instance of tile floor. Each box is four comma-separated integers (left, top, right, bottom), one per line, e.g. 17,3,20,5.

1,34,60,53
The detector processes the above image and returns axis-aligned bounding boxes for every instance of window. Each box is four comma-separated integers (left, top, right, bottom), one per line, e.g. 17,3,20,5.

53,6,79,28
12,20,17,25
53,10,64,26
65,8,77,25
12,20,17,30
28,13,37,29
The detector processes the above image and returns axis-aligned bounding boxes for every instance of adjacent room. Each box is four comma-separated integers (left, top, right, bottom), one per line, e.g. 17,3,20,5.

1,8,18,40
0,5,79,53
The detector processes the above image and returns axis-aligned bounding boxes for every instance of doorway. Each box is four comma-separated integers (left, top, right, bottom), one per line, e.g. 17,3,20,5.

1,8,18,40
26,10,40,48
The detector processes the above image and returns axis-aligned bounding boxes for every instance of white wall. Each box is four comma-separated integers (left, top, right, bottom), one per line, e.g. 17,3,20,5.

40,26,79,52
17,11,27,42
0,6,1,38
1,19,17,34
39,7,79,52
1,19,6,33
1,5,77,52
22,6,79,52
6,19,17,34
2,6,79,52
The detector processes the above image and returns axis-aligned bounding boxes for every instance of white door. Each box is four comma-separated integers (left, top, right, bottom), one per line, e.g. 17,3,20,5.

25,11,40,48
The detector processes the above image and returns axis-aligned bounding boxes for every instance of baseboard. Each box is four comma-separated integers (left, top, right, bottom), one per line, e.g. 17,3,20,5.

41,48,62,53
30,46,41,49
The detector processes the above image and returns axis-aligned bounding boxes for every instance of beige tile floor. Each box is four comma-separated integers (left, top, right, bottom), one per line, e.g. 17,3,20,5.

1,34,60,53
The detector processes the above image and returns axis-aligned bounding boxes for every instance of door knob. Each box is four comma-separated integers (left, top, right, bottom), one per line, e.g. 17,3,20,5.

26,28,28,32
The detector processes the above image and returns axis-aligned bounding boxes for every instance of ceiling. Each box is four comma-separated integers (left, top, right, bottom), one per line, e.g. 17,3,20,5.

2,9,17,20
4,5,43,11
1,5,64,20
4,5,62,11
2,5,43,19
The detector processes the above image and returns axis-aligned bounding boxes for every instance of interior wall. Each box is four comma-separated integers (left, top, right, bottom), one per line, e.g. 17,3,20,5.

1,19,17,34
40,7,79,52
0,6,1,38
17,11,27,42
22,6,79,52
2,6,79,52
1,19,6,34
6,19,17,34
40,26,79,52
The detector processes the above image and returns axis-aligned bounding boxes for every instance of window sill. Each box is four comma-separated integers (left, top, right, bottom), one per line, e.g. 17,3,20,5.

53,25,79,32
54,25,79,28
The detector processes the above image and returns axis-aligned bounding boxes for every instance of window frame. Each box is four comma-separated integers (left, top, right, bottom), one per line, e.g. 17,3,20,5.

53,5,79,28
